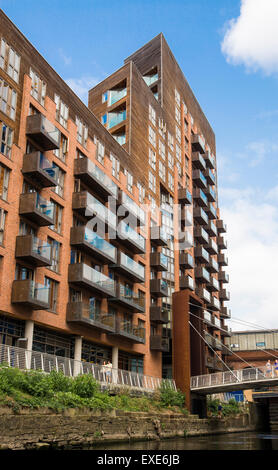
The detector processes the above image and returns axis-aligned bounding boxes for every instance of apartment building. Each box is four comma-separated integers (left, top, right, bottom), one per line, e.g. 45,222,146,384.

0,9,230,405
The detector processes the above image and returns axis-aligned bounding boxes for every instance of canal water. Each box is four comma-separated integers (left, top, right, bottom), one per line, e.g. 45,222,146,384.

93,432,278,451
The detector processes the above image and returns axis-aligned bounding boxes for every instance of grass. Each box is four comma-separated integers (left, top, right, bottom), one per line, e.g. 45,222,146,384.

0,364,188,415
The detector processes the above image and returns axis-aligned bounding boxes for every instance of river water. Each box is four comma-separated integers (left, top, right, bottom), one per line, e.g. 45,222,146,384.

93,432,278,451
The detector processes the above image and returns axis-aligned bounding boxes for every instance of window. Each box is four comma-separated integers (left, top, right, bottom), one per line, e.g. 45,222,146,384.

45,277,59,312
94,136,105,164
53,133,68,162
102,92,108,103
159,161,166,182
158,118,166,140
54,94,69,128
175,88,180,107
15,264,33,280
168,173,174,191
137,182,145,204
168,132,174,152
52,164,65,197
50,201,63,234
177,161,182,177
176,125,181,144
124,169,133,193
149,148,156,170
0,122,13,158
175,106,181,125
48,237,61,273
76,117,88,148
30,68,46,106
168,152,174,171
149,104,156,126
149,171,156,193
101,114,107,125
0,38,21,83
148,125,156,147
0,163,10,200
183,101,188,115
0,208,6,245
110,153,120,179
76,148,86,160
176,144,181,162
159,140,165,160
0,79,17,120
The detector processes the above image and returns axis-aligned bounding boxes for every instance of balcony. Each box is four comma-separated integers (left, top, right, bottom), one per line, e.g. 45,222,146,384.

117,221,146,254
204,169,216,186
203,310,215,328
217,236,227,250
192,152,206,171
113,319,145,344
207,276,220,292
74,158,118,200
15,235,52,267
112,251,145,283
11,279,50,310
179,231,193,249
26,114,60,151
178,188,192,205
150,279,168,297
179,252,194,269
216,219,227,233
179,275,194,291
207,256,219,273
22,152,57,188
66,303,116,333
150,226,168,247
194,226,209,245
70,226,117,264
191,134,205,154
195,266,210,283
143,72,158,86
218,253,228,267
68,263,115,298
181,207,193,227
204,186,216,203
72,192,117,230
220,324,232,337
193,188,208,207
149,306,170,324
205,220,217,237
204,238,218,255
109,284,145,313
19,192,54,226
118,190,145,226
218,270,229,283
107,109,126,130
194,246,210,264
150,252,168,271
193,207,208,226
222,344,233,355
204,151,215,169
220,306,231,319
219,289,230,301
150,335,169,352
192,170,207,189
205,203,217,220
209,295,221,311
108,87,127,106
196,287,211,304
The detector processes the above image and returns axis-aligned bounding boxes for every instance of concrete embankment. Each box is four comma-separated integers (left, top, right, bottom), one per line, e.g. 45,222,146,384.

0,405,258,450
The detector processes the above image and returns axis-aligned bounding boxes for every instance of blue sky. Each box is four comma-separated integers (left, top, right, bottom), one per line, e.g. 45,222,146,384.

1,0,278,331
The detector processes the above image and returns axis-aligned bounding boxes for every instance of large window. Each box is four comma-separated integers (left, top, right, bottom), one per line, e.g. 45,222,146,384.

0,163,10,201
53,133,68,162
110,153,120,179
0,208,6,245
0,122,13,158
45,277,59,312
76,117,88,148
149,147,156,170
0,38,21,83
30,68,46,106
48,237,61,273
0,78,17,120
50,201,63,234
52,164,65,197
94,136,105,165
54,94,69,128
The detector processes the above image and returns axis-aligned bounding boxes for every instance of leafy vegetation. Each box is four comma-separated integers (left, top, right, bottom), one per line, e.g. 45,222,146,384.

0,365,187,414
207,397,244,417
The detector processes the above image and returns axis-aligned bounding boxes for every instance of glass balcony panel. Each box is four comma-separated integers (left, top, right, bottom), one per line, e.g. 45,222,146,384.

87,193,117,229
36,194,54,219
82,264,115,293
107,110,126,129
32,237,51,260
118,221,146,253
84,227,116,260
120,191,145,225
143,73,158,86
108,88,127,106
86,159,118,199
120,252,145,280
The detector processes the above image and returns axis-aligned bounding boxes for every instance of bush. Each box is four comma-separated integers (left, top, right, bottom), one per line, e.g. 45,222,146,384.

48,370,72,393
21,371,54,398
159,381,185,408
71,374,100,398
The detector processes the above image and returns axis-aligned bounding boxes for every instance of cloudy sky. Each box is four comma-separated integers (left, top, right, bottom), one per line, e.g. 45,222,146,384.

1,0,278,332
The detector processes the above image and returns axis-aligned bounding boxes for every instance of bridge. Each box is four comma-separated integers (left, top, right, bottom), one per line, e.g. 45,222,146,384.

190,366,278,394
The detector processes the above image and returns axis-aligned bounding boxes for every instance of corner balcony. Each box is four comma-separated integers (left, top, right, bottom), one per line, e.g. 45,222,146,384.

113,319,145,344
204,151,215,169
22,152,57,188
70,226,117,264
15,235,52,267
109,284,145,313
68,263,115,298
19,192,54,226
181,207,193,227
194,226,209,245
117,221,146,254
112,251,145,283
196,287,211,304
192,170,207,189
193,188,208,207
218,271,229,284
204,169,216,186
205,220,217,237
192,152,206,171
195,266,210,283
217,236,227,250
216,219,227,233
193,207,208,226
72,191,117,230
26,114,60,151
204,238,218,255
207,256,219,274
107,109,126,130
150,226,168,246
220,306,231,319
219,289,230,301
149,306,170,324
150,252,168,271
66,303,116,333
191,134,205,154
74,158,118,200
179,252,194,269
218,253,228,267
150,335,169,352
179,275,194,291
178,187,192,205
194,246,210,264
11,279,50,310
118,191,146,227
150,279,168,297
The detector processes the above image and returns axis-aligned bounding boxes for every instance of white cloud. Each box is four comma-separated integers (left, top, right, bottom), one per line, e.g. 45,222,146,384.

65,76,100,103
58,48,72,66
219,185,278,331
221,0,278,75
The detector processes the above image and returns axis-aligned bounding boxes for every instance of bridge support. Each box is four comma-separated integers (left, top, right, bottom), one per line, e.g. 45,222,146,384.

191,393,207,418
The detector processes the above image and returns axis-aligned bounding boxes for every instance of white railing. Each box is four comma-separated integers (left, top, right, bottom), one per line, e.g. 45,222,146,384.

0,343,176,392
191,366,278,390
